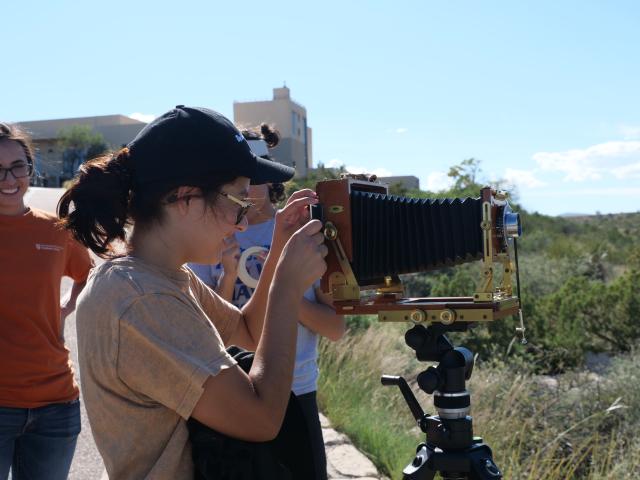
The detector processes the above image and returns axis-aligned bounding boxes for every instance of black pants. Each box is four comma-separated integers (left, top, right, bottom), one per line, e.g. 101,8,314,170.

295,391,327,480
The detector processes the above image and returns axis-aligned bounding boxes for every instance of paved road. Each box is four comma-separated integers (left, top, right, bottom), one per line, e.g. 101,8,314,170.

17,189,105,479
61,289,106,480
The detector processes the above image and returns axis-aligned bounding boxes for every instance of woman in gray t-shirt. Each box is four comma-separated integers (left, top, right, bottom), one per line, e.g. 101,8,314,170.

57,106,329,480
191,125,345,480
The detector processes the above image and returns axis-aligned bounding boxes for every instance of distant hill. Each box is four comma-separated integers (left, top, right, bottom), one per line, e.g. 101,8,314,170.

520,210,640,266
559,212,589,217
561,211,640,221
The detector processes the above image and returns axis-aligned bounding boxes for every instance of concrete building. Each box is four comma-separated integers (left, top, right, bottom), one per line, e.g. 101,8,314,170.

378,175,420,191
18,115,146,186
234,86,312,178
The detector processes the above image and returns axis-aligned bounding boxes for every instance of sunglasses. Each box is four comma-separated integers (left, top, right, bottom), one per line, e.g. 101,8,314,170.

164,191,254,225
220,192,254,225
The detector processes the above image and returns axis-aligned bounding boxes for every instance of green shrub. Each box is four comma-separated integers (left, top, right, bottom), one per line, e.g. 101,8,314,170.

319,324,640,479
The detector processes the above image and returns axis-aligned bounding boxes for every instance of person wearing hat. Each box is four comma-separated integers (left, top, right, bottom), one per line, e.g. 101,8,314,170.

58,106,328,480
190,124,344,480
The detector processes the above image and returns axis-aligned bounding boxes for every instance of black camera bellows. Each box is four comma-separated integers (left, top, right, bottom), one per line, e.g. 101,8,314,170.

350,191,484,285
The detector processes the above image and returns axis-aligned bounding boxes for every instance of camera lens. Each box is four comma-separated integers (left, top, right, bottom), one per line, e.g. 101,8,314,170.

504,211,521,238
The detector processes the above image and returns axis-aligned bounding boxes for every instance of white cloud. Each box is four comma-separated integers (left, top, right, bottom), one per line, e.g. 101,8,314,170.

620,125,640,140
503,168,547,188
324,158,343,169
533,141,640,182
128,112,156,123
395,128,408,134
612,161,640,179
423,171,454,192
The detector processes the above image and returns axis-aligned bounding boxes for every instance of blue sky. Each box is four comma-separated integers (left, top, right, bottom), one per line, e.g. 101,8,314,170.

3,0,639,216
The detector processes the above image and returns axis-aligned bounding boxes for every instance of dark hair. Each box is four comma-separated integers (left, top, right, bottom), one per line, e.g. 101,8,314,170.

57,147,236,258
242,123,287,204
241,123,280,149
268,183,286,204
240,125,286,204
0,122,35,164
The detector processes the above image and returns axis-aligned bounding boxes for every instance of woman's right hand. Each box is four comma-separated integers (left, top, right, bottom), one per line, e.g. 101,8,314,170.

275,219,328,296
272,189,318,250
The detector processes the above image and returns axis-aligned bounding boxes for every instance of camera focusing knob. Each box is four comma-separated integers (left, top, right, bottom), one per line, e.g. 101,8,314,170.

417,366,441,394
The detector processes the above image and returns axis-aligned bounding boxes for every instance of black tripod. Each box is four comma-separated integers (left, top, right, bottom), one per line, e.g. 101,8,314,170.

382,323,502,480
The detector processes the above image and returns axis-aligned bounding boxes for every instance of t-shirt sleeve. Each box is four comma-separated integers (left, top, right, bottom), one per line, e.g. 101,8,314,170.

64,233,94,283
187,270,242,344
187,262,217,288
116,293,237,420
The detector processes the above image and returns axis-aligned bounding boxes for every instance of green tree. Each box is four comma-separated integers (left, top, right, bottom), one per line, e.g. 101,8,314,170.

285,162,346,195
58,125,108,181
448,157,481,193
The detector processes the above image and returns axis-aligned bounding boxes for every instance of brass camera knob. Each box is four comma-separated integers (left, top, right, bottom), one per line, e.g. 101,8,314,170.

409,309,426,323
323,222,338,241
439,309,456,325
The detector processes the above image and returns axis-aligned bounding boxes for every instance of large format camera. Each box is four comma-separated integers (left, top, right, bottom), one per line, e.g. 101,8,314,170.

313,176,524,480
314,176,523,326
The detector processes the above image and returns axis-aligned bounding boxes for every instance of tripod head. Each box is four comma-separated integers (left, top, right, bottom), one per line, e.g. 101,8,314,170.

407,324,474,421
382,324,502,480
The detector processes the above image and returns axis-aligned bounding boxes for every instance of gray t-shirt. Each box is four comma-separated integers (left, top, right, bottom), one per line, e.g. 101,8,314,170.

75,256,240,480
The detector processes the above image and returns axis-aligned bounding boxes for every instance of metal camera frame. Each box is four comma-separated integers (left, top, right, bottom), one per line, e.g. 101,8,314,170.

315,177,524,332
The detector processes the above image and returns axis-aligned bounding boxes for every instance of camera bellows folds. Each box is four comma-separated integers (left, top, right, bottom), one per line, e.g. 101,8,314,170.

350,191,483,285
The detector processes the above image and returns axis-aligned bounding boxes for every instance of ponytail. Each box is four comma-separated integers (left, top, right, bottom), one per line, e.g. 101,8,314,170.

57,148,133,257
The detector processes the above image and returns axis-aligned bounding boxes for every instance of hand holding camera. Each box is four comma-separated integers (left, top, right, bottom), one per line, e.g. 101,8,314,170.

275,219,328,298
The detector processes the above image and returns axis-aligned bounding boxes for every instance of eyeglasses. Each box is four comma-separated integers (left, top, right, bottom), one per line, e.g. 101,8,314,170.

164,191,254,225
0,163,33,181
220,192,254,225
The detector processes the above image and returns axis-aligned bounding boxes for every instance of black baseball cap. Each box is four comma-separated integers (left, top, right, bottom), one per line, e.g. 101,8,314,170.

127,105,295,187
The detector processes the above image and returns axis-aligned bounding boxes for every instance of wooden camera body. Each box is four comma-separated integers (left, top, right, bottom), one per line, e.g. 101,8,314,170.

314,177,523,326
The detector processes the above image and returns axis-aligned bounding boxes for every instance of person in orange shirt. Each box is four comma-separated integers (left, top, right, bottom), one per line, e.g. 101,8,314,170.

0,122,93,480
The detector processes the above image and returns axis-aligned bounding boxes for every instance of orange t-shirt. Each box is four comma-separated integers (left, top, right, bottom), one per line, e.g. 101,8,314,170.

0,207,93,408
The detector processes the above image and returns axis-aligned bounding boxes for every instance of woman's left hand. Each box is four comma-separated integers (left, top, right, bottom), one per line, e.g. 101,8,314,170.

272,189,318,249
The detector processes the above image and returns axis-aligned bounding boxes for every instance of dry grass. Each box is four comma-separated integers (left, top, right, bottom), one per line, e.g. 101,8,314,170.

318,322,640,479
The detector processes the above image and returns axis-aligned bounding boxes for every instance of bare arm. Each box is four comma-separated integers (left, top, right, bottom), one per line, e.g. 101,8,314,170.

60,280,86,338
193,275,300,441
215,236,240,302
224,246,278,350
192,219,327,441
215,271,237,302
230,190,319,348
298,289,345,342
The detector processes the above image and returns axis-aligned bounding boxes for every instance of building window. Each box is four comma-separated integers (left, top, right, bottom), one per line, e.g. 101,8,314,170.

291,111,297,136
